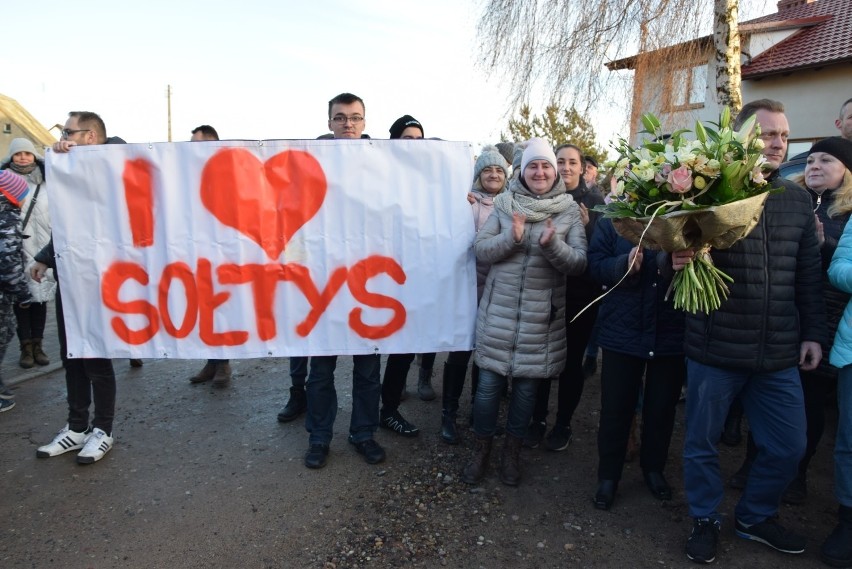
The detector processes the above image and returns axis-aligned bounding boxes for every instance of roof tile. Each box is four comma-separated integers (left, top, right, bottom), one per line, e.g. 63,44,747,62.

742,0,852,78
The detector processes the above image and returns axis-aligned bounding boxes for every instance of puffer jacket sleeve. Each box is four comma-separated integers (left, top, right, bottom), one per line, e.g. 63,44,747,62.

829,221,852,293
474,210,523,264
540,204,587,276
828,221,852,367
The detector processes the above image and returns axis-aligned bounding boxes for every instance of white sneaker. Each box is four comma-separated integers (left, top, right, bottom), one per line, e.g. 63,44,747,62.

36,424,90,457
76,428,114,464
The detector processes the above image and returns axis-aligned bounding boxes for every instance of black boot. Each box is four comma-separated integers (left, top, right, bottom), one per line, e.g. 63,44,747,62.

441,362,466,445
278,386,307,422
821,505,852,568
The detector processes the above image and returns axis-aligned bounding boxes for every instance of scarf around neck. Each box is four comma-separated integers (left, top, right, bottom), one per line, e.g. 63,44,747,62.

494,184,572,222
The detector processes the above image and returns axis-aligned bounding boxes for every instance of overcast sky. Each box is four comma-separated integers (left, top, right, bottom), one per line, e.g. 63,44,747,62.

2,0,773,151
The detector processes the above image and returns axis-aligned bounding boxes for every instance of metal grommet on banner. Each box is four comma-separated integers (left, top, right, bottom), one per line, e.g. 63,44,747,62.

148,143,154,150
257,140,264,147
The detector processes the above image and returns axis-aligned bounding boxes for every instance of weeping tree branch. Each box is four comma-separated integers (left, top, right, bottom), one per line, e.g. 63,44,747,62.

477,0,763,132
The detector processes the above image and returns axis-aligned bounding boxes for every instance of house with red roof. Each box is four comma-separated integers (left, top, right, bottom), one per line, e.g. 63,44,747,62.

608,0,852,155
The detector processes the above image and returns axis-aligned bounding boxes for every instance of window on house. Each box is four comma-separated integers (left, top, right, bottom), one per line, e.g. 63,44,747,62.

670,64,707,110
3,124,10,134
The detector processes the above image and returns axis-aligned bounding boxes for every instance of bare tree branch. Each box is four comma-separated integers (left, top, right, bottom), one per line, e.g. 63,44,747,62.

477,0,768,129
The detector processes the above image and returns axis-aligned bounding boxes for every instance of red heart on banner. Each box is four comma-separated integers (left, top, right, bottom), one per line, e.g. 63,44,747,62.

200,148,327,260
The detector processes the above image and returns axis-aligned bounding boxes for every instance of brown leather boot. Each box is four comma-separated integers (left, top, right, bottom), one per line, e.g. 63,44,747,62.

19,341,34,369
212,362,232,388
499,434,523,486
190,361,217,383
31,339,50,366
461,435,492,484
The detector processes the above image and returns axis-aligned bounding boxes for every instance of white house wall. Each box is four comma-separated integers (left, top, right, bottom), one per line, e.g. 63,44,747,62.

743,63,852,142
628,60,851,148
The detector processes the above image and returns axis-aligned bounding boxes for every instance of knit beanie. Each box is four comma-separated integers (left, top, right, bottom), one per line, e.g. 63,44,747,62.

473,145,510,183
521,137,558,174
511,140,529,173
0,169,29,207
2,137,42,165
389,115,424,139
809,136,852,173
495,142,515,165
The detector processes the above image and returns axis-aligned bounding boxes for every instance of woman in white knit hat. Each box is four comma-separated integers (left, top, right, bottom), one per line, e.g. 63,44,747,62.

462,138,587,487
0,138,55,369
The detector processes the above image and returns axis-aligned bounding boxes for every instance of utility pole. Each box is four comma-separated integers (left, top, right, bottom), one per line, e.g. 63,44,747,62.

166,84,172,142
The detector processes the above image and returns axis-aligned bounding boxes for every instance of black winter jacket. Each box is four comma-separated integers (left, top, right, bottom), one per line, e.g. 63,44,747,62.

807,185,850,379
588,218,684,359
566,179,605,302
683,174,828,372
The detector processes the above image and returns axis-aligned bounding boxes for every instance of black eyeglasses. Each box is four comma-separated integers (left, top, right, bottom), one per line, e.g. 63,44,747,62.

330,115,364,125
61,128,91,139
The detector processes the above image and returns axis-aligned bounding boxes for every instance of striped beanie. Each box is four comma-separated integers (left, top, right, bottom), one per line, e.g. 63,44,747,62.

0,169,29,207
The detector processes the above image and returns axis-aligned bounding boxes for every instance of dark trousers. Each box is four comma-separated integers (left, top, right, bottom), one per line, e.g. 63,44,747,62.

305,354,381,445
800,370,831,472
597,350,684,481
381,353,416,412
13,301,48,342
56,285,116,434
532,302,598,426
289,357,308,388
419,352,436,370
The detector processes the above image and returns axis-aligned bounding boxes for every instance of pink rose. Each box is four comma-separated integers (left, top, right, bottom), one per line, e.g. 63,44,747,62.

667,165,693,194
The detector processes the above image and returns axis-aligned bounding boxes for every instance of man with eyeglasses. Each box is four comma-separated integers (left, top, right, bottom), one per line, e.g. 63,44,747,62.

280,96,372,426
299,92,385,470
282,95,373,427
675,99,826,564
326,92,367,139
31,111,126,465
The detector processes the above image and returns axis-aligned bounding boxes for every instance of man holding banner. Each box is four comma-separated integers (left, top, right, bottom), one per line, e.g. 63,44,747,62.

33,112,122,465
303,93,384,469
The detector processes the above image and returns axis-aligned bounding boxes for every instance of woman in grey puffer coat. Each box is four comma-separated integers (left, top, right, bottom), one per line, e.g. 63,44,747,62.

462,138,587,487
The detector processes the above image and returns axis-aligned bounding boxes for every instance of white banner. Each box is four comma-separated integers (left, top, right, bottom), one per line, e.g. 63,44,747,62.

47,139,477,358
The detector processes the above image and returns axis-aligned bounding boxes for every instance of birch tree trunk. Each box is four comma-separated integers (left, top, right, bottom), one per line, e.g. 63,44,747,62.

715,0,742,113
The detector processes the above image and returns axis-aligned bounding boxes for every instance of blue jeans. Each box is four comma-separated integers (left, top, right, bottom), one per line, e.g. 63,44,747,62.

473,369,539,438
837,365,852,507
683,359,806,524
305,354,381,446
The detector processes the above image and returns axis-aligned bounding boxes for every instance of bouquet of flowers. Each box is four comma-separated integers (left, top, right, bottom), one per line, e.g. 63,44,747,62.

596,108,775,313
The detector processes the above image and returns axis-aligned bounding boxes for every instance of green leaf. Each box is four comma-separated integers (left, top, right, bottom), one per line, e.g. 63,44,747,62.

641,113,661,134
695,121,707,144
